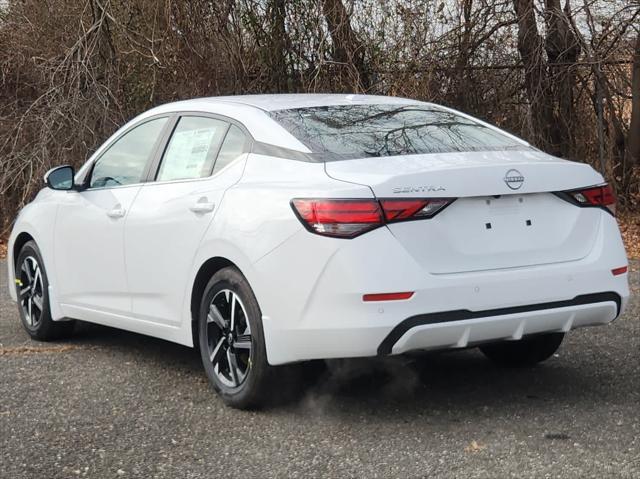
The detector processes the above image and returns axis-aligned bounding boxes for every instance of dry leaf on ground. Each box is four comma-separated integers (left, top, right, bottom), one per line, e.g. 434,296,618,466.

465,440,486,453
0,345,81,356
619,212,640,260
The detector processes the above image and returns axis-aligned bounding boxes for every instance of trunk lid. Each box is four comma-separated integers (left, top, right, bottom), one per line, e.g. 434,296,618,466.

325,149,605,274
324,149,602,198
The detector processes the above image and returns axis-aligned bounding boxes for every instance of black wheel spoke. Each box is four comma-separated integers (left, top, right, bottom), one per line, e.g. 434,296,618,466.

32,294,43,312
227,349,240,386
22,262,33,283
207,304,227,330
32,266,41,291
209,337,226,365
233,334,252,350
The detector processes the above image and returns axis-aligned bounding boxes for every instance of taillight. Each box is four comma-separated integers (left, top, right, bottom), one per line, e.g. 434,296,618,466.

291,197,454,238
291,199,383,238
560,184,616,215
380,198,452,221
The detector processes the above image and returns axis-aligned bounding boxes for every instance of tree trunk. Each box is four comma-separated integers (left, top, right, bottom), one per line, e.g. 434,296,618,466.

628,33,640,169
512,0,556,153
455,0,473,111
267,0,289,92
321,0,370,91
544,0,580,158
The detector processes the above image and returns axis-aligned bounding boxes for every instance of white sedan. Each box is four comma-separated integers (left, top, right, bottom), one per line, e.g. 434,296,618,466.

7,94,630,408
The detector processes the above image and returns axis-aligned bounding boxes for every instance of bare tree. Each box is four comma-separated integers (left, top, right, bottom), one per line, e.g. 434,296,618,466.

267,0,290,91
512,0,557,153
321,0,370,90
544,0,580,156
0,0,638,235
629,32,640,169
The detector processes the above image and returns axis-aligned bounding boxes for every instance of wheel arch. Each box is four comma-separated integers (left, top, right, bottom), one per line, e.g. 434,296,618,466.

190,256,242,346
12,232,36,267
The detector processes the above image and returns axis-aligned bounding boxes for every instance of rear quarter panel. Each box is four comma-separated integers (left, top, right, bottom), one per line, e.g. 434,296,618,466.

186,154,373,354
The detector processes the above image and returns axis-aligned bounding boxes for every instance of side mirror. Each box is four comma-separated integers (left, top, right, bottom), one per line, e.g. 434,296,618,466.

44,165,75,191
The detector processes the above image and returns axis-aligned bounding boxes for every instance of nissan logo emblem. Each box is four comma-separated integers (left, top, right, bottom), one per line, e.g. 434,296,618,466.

504,169,524,190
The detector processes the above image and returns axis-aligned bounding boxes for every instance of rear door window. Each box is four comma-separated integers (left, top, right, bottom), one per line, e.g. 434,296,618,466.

156,116,228,182
213,125,249,174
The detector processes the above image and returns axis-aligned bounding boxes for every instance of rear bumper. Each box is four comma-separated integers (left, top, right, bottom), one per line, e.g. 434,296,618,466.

379,292,619,355
254,212,630,365
262,292,622,364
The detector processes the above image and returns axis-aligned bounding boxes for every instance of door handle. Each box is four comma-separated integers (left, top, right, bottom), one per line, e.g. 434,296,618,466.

106,205,126,218
189,197,215,214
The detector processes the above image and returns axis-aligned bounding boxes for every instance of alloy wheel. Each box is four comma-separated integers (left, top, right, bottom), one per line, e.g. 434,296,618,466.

18,256,44,328
206,289,252,388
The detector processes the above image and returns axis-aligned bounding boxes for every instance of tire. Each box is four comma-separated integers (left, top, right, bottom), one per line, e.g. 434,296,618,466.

198,267,295,409
479,333,565,367
15,240,75,341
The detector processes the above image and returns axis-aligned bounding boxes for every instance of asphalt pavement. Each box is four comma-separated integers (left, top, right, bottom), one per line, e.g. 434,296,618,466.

1,259,639,478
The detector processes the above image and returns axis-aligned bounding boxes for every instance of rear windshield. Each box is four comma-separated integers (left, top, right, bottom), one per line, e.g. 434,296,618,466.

269,104,526,160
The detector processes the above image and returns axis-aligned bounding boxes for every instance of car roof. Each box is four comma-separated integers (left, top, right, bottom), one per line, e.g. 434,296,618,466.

207,94,422,111
134,94,426,152
146,94,422,116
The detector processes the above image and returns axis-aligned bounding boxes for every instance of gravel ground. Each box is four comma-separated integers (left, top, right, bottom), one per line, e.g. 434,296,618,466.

1,259,638,478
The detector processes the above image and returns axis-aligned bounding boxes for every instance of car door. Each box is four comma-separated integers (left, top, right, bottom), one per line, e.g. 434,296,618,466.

124,115,251,326
53,116,170,317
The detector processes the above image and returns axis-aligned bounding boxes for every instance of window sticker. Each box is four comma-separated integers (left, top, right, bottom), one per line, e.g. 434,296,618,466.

160,127,217,181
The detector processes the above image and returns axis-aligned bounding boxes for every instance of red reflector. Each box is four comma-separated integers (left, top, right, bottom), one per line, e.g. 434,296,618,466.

611,266,628,276
363,292,414,302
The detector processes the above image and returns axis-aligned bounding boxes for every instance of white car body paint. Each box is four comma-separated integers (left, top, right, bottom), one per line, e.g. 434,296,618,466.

7,94,630,365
